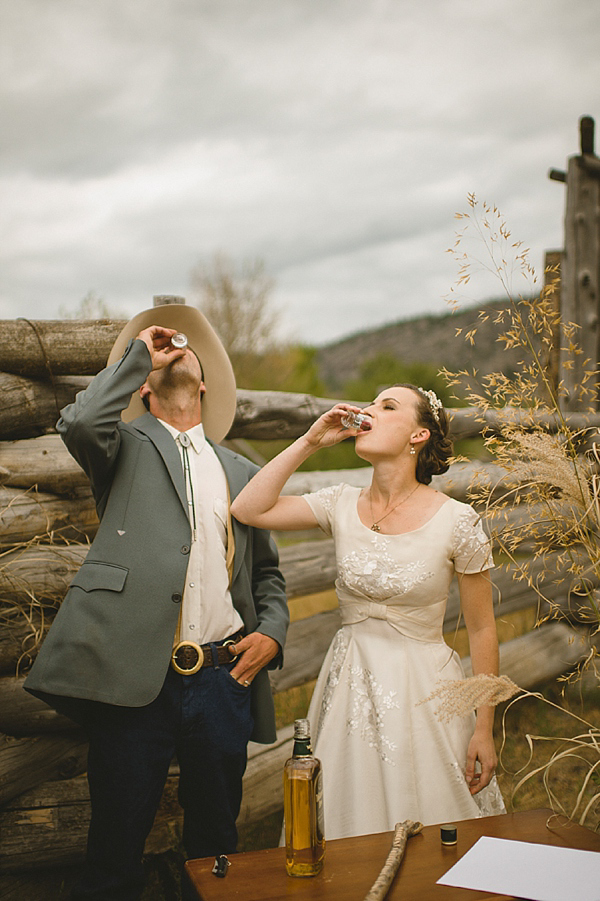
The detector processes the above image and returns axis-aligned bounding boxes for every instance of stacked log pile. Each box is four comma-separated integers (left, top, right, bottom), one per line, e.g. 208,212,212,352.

0,319,598,895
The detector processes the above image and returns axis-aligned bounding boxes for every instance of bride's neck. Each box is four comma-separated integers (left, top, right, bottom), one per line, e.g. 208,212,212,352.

370,460,419,505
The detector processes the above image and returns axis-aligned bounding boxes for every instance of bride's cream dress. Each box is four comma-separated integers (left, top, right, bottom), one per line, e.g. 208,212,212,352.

303,484,505,841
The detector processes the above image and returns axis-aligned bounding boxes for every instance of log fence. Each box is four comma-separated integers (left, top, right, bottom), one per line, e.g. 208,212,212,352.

1,354,597,889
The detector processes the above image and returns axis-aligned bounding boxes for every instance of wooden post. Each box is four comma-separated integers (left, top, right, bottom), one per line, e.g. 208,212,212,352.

552,116,600,411
153,295,186,305
544,249,561,398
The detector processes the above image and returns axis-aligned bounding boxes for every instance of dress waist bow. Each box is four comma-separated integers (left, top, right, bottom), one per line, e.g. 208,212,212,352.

336,586,446,643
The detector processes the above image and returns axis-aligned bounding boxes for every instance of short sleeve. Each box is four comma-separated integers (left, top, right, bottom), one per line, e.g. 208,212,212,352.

451,506,494,574
302,483,345,537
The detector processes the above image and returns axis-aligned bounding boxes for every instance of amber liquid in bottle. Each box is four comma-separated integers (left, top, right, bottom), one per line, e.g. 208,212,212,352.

283,719,325,877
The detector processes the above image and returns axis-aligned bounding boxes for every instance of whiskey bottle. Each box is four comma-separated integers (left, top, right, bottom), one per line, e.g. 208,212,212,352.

283,718,325,877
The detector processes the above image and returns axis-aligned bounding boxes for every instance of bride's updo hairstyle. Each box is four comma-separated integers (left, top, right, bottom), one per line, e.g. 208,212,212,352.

394,383,453,485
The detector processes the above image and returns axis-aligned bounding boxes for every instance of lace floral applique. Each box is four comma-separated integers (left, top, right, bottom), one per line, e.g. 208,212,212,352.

472,777,506,816
312,484,340,515
316,629,350,741
452,511,493,572
303,484,344,535
448,763,506,817
449,760,466,787
346,664,400,766
315,629,400,766
338,534,434,601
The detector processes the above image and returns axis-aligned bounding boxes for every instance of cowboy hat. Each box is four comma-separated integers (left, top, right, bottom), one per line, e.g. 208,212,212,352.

107,299,236,443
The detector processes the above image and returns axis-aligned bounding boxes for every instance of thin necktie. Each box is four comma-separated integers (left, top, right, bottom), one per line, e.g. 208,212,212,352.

179,433,197,541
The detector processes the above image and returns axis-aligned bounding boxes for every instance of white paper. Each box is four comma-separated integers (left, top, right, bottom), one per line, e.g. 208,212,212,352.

437,835,600,901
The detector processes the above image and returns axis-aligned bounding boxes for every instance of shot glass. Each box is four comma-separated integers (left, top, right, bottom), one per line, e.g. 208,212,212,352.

340,411,372,431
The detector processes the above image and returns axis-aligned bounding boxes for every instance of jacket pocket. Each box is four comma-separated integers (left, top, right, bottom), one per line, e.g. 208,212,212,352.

70,561,128,593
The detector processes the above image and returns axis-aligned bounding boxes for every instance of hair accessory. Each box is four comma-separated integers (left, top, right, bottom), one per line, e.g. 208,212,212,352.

417,387,443,423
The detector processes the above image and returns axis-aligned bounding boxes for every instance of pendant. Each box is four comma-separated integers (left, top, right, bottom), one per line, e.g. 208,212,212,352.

371,523,381,532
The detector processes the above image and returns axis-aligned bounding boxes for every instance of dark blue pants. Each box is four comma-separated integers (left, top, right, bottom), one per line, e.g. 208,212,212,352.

71,651,253,900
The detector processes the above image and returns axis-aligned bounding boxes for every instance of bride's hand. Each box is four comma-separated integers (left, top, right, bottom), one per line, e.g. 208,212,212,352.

465,730,498,794
305,404,369,448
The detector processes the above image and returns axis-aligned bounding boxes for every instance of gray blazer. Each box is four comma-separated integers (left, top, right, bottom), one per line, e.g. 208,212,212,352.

25,340,288,744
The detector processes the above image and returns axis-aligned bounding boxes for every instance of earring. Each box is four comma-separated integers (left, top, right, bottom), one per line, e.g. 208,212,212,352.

410,445,416,455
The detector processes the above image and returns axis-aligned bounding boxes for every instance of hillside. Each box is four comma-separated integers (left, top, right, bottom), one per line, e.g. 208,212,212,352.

316,297,523,392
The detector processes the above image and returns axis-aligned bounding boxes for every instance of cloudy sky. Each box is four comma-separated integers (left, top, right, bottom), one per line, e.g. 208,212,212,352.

2,0,599,345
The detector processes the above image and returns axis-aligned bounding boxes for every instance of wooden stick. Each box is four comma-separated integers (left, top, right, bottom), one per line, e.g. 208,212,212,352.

362,819,423,901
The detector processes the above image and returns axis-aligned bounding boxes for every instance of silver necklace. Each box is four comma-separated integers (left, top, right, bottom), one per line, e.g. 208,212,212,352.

369,483,420,532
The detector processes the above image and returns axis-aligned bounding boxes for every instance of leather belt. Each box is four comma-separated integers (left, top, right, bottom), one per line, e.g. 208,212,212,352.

171,631,244,676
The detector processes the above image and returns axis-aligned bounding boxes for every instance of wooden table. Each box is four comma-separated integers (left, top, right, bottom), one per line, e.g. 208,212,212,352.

185,808,600,900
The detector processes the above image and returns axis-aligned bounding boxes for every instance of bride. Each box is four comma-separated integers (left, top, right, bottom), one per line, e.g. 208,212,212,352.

231,384,505,838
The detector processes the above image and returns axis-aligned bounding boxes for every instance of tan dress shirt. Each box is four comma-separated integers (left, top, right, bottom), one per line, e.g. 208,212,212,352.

159,419,244,644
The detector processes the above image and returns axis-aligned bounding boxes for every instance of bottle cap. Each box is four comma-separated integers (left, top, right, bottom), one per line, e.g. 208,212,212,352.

211,855,230,878
293,718,311,739
440,823,457,845
171,332,188,349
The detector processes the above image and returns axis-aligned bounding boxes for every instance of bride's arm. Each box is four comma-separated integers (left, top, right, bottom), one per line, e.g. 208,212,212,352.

231,403,360,531
459,570,499,794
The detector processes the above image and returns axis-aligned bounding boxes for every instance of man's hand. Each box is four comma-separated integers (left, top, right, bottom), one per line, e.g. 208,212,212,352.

229,633,279,686
136,325,186,371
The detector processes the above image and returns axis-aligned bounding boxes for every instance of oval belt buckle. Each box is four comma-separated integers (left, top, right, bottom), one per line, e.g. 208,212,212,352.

171,640,204,675
222,639,239,662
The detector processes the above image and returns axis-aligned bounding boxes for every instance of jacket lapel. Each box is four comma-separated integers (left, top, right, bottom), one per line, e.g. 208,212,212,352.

131,414,188,516
130,417,249,583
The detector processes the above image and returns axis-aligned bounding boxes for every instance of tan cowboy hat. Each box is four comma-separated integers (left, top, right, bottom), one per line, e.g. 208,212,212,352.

107,298,237,443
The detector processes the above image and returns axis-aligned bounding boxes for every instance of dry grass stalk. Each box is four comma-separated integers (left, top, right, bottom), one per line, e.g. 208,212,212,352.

0,488,89,670
499,692,600,829
443,195,600,828
445,196,600,646
420,674,521,723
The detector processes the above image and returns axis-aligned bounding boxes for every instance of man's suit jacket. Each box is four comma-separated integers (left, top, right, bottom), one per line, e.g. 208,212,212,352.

25,340,288,744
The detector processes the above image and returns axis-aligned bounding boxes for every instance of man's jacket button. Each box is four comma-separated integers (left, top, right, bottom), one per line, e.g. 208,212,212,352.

181,545,190,555
171,593,182,603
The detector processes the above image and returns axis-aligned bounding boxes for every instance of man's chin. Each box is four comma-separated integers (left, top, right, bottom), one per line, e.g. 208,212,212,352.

168,355,195,374
156,362,200,391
